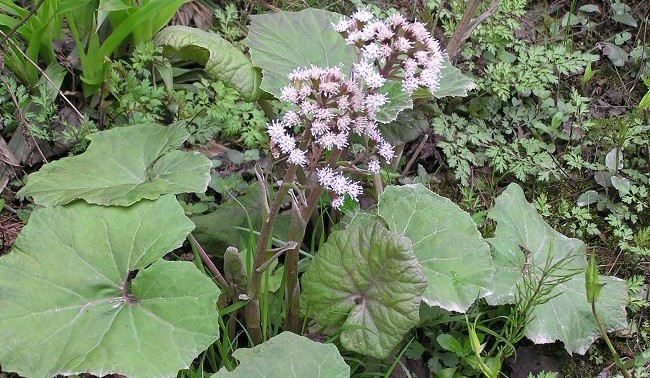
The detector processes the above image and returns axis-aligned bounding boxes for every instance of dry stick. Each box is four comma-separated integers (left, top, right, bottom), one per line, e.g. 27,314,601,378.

0,30,86,128
446,0,500,58
401,133,429,176
188,234,231,293
246,164,298,344
0,0,46,47
0,75,48,164
461,0,500,45
445,0,482,58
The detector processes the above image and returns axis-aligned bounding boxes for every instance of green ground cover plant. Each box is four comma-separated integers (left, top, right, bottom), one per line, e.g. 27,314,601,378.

0,1,648,377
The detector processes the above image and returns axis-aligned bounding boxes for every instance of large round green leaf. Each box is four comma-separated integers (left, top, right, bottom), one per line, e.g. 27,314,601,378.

0,195,220,377
378,108,430,145
486,183,628,354
378,184,494,313
18,123,211,207
213,332,349,378
155,26,261,101
243,8,357,98
301,223,426,359
374,80,414,124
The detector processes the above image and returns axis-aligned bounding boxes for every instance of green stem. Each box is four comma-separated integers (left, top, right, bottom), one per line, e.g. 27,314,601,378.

284,148,342,332
245,164,297,344
591,301,631,378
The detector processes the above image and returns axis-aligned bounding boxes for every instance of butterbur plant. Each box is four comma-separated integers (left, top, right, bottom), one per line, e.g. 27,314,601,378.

243,8,448,340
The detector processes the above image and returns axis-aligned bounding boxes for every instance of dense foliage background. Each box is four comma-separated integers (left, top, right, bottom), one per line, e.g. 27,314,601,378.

0,0,648,377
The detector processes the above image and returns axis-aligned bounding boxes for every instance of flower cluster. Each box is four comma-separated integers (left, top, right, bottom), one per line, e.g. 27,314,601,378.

266,9,446,209
316,167,362,209
333,9,446,94
267,65,393,208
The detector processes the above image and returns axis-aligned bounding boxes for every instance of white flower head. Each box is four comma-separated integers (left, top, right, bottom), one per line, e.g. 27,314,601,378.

402,75,420,93
368,158,381,173
299,101,318,115
331,197,345,209
288,148,307,166
311,120,329,136
364,93,388,113
317,166,363,202
379,43,393,59
345,30,363,44
282,111,301,126
353,60,386,89
267,119,286,139
378,142,395,161
332,18,353,33
359,23,377,41
387,13,406,27
362,43,381,61
352,8,374,23
375,22,394,41
276,134,296,154
288,67,307,81
395,37,414,53
280,86,300,103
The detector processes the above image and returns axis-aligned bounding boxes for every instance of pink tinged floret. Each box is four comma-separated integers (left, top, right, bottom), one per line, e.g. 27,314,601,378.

346,182,363,199
414,50,430,64
368,158,381,173
351,94,365,112
317,132,337,149
426,38,442,52
299,101,318,115
364,93,388,113
379,44,393,59
387,14,406,26
375,23,394,40
332,18,352,32
353,116,368,134
402,75,420,93
333,132,349,149
420,68,441,92
359,24,377,41
364,121,382,142
316,167,362,206
276,134,296,154
352,9,374,23
288,149,307,166
403,58,418,76
267,119,286,139
311,120,329,136
313,107,333,121
378,142,395,161
337,96,350,111
317,166,335,186
363,70,386,89
363,43,381,61
319,81,340,96
326,66,344,81
346,30,363,44
288,67,307,81
280,87,300,103
282,111,301,126
331,197,345,209
408,22,431,41
395,37,414,52
298,86,312,100
337,114,352,131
